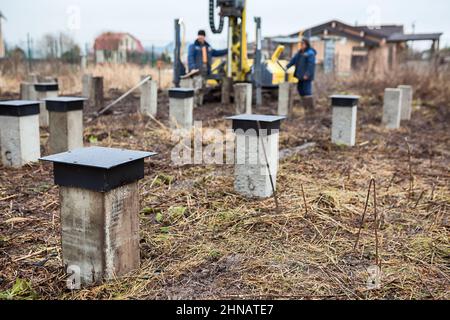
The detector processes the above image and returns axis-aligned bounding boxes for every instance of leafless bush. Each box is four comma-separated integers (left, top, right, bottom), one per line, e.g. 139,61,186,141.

341,63,450,109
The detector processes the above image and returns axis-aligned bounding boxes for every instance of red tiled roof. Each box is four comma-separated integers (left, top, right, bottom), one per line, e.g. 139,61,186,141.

94,32,145,53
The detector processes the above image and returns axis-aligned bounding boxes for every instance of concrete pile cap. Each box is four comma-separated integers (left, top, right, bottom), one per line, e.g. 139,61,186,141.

45,97,87,112
0,100,41,117
226,114,286,134
330,95,360,107
169,88,195,99
40,147,157,192
34,83,59,92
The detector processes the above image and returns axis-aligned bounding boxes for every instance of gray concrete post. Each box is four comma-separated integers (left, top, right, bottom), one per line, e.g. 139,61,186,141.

180,78,194,89
227,115,286,199
278,82,293,116
181,77,204,108
0,101,41,168
330,95,359,147
20,74,40,101
382,88,403,129
192,75,204,108
169,88,194,130
40,147,157,286
46,97,85,154
34,83,59,127
91,77,104,111
82,74,93,99
234,83,252,115
20,82,36,101
82,75,104,112
221,77,233,104
140,76,158,117
398,85,413,121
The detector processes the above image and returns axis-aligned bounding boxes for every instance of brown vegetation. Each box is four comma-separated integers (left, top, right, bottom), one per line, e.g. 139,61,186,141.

0,63,449,300
0,61,174,96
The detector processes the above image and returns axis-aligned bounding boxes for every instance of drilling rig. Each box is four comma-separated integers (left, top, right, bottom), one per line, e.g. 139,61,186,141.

173,0,296,91
208,0,296,87
209,0,250,82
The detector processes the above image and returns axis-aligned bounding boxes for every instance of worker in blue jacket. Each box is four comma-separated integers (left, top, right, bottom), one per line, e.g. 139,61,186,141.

286,38,317,115
188,30,227,76
186,30,227,106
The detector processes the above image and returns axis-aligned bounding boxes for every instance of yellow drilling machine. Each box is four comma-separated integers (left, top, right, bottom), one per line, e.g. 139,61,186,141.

173,0,297,102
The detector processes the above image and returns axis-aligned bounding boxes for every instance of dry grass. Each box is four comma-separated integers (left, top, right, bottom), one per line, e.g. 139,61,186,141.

0,61,174,96
341,64,450,108
0,64,449,300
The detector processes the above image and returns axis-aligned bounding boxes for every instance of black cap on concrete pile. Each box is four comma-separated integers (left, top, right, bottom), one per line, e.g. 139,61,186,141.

0,100,41,117
226,114,286,135
330,95,360,107
35,83,59,92
40,147,157,192
169,88,195,99
45,97,87,112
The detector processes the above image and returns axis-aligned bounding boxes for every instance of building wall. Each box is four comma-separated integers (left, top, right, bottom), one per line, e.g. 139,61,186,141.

311,38,362,75
96,50,105,64
267,35,401,76
367,42,390,75
335,39,356,75
112,51,120,63
311,40,325,64
95,34,141,64
121,34,139,52
95,49,128,64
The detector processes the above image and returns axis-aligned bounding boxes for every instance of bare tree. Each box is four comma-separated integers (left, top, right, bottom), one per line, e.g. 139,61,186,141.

39,32,77,60
39,33,58,59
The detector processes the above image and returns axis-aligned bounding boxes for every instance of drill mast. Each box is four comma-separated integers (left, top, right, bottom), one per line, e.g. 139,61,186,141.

209,0,250,82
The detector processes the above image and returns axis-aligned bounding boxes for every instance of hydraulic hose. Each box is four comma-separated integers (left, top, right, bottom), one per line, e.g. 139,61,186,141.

209,0,224,34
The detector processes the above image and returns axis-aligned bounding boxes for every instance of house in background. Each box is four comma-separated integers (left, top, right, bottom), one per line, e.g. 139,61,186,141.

94,32,144,64
265,20,442,75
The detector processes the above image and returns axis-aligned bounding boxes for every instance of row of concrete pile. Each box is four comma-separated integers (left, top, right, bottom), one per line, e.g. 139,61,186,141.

1,77,150,287
0,76,414,288
382,85,414,129
168,83,414,148
1,84,85,168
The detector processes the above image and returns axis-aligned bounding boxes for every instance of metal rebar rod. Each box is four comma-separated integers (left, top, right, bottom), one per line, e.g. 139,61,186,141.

94,76,151,118
256,121,280,214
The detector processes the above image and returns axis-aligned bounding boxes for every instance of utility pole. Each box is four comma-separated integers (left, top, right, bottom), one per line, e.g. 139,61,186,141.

52,39,57,59
173,19,182,87
27,33,32,72
254,17,263,106
59,33,64,58
85,42,89,67
151,44,155,67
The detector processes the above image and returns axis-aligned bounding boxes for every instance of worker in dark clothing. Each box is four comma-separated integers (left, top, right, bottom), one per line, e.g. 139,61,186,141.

186,30,227,106
188,30,228,75
286,38,317,117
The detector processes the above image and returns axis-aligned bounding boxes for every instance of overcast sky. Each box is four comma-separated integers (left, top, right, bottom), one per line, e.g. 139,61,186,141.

2,0,449,50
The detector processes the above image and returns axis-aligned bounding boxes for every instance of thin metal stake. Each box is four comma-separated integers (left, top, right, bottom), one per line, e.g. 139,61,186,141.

301,184,308,217
256,121,280,214
354,178,381,268
90,76,152,121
